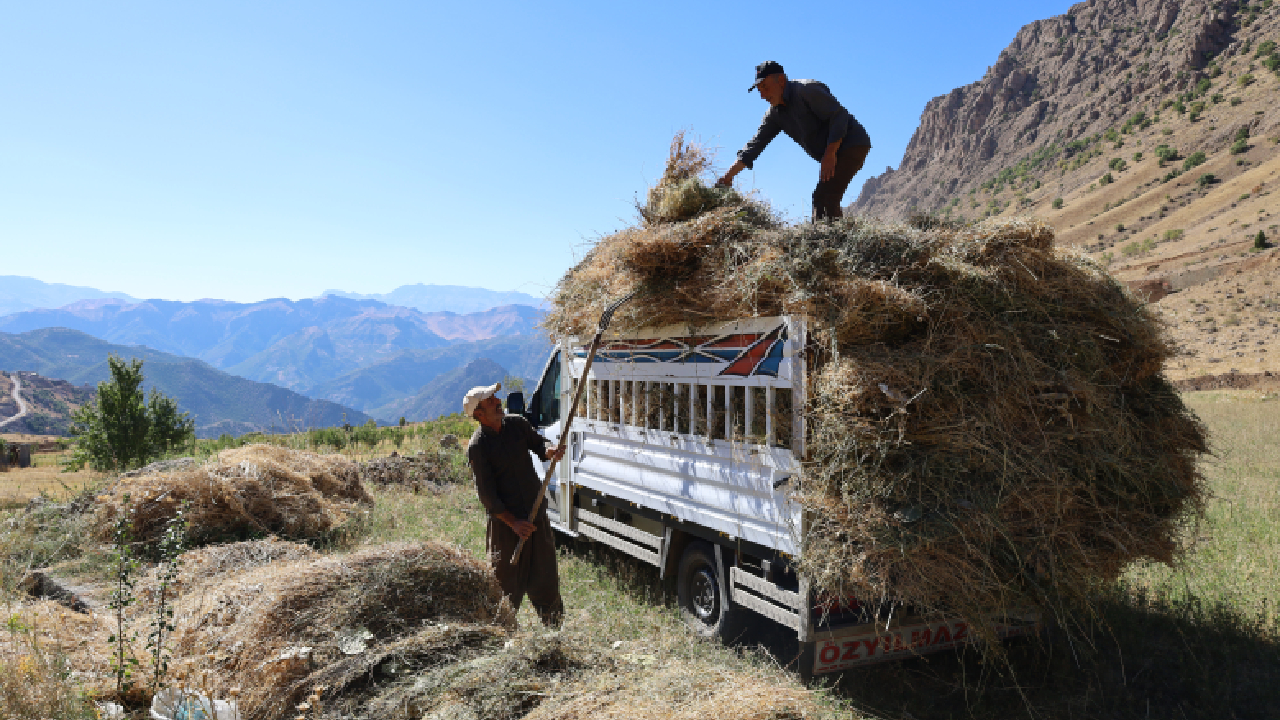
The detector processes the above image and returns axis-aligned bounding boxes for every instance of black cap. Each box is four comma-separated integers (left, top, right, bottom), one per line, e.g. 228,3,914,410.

748,61,784,92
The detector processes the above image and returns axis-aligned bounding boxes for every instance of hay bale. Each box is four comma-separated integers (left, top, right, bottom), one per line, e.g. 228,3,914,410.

359,452,452,488
546,136,1208,630
95,444,372,547
171,541,514,720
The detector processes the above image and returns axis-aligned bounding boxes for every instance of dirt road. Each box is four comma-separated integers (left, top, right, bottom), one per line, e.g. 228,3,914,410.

0,373,30,429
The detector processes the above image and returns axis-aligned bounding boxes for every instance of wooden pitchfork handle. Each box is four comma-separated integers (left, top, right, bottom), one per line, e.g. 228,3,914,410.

510,291,635,565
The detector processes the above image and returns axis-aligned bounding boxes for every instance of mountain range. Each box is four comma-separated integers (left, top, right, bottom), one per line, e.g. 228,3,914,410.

0,275,135,318
375,357,512,423
0,328,372,437
0,297,545,393
320,284,544,314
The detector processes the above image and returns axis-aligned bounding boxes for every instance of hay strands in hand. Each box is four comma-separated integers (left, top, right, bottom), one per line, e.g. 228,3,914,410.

511,290,636,564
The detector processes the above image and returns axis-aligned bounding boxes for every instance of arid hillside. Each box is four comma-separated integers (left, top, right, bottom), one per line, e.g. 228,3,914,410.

0,371,93,437
852,0,1280,380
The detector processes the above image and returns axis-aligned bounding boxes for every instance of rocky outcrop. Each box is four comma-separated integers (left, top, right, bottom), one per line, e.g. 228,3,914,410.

852,0,1267,218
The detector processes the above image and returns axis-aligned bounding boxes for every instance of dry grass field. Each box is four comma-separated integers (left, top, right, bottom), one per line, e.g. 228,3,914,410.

0,397,1276,718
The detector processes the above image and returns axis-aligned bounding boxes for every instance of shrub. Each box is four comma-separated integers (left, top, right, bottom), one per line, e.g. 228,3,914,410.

1132,151,1143,161
1116,223,1126,232
1183,151,1207,170
1100,173,1114,186
1212,92,1225,104
1173,99,1186,114
1257,40,1276,58
1109,157,1127,171
1265,55,1280,72
1052,197,1064,209
1238,74,1255,88
1257,230,1270,249
1231,138,1249,154
1154,144,1178,163
1163,228,1185,241
1195,78,1212,95
1230,96,1243,106
1197,173,1216,188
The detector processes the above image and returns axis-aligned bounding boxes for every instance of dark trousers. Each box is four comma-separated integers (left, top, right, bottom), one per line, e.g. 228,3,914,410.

487,510,564,628
812,144,871,221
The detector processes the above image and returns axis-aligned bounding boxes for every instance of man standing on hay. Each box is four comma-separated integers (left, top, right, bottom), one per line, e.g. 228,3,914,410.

716,61,872,221
465,382,565,628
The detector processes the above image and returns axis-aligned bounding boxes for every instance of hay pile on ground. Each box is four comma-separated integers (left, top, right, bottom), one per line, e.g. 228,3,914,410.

170,541,513,720
548,136,1208,629
95,444,372,546
359,451,455,489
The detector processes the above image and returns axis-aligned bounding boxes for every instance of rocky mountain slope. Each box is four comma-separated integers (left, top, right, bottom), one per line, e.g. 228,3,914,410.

0,328,372,437
851,0,1280,380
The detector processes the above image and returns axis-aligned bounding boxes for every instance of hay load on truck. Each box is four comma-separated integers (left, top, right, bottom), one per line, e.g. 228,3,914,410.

513,136,1208,679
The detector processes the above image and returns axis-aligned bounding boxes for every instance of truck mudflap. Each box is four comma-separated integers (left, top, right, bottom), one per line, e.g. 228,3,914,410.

812,610,1041,674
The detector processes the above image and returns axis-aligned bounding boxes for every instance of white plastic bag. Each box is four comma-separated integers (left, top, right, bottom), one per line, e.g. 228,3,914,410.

150,687,242,720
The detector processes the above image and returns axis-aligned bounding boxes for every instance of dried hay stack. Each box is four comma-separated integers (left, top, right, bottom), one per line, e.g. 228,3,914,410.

96,444,372,546
548,136,1208,629
170,541,514,720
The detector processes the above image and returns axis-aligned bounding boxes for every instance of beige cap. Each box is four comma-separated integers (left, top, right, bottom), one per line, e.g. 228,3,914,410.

462,382,501,416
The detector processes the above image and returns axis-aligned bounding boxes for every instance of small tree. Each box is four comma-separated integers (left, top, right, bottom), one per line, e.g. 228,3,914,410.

1256,230,1269,249
66,355,194,472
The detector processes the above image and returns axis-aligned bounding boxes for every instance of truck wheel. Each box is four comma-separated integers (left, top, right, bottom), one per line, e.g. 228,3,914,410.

676,541,744,641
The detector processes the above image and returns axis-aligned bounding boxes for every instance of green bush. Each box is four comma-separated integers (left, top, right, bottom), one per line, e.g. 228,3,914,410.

1100,173,1114,186
1212,93,1225,104
1230,97,1243,106
1197,173,1216,188
1163,229,1185,241
1051,197,1064,209
1257,230,1270,249
1238,74,1255,88
1257,40,1276,58
1183,152,1207,170
1154,144,1178,163
1109,157,1127,171
1231,138,1249,155
309,426,346,450
1195,78,1212,95
1116,223,1126,232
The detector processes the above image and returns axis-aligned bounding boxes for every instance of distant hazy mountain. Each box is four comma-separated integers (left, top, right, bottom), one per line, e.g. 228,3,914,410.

308,334,553,415
0,275,135,317
373,357,509,423
0,297,543,388
321,284,543,314
0,328,371,437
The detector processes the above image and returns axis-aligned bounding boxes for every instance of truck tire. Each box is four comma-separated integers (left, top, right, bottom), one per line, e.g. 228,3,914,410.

676,541,745,641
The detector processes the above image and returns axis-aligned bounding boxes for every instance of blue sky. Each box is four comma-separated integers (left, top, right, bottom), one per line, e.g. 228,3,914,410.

1,0,1073,304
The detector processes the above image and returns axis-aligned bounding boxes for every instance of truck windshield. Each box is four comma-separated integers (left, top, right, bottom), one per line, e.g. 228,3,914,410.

530,351,561,427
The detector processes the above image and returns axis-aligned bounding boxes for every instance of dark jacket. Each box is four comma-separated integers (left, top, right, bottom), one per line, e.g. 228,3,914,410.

467,415,551,520
737,79,871,169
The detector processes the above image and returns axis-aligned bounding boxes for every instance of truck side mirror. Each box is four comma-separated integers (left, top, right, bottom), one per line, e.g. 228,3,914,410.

506,391,526,416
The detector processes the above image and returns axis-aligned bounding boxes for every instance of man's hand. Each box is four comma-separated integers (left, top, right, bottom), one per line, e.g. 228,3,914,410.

820,140,842,182
546,445,565,463
498,511,537,540
716,160,746,188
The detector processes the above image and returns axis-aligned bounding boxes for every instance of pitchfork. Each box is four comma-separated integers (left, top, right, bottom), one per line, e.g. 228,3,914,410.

510,291,635,564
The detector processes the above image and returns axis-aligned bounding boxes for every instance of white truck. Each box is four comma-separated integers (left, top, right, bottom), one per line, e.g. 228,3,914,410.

513,315,1036,678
